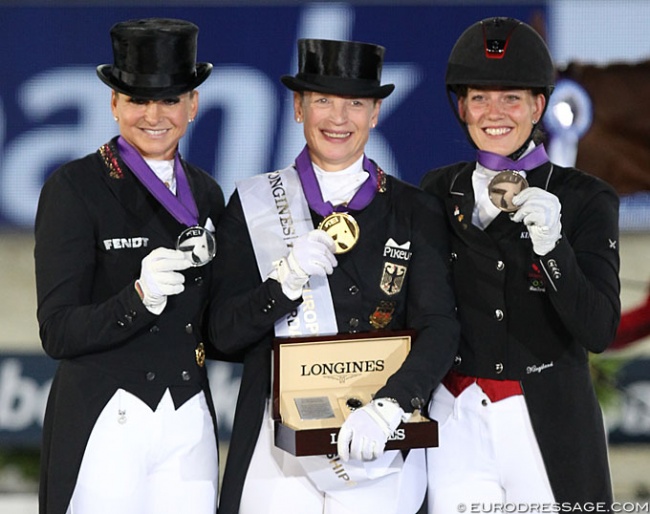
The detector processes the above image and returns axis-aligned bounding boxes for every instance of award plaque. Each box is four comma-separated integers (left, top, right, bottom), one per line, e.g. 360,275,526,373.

272,331,438,456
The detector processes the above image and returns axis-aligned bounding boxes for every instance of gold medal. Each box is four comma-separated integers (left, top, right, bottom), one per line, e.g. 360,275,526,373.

488,170,529,212
317,212,360,254
195,342,206,367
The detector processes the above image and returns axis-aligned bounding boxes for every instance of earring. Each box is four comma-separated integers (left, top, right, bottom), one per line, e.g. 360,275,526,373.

371,122,376,128
189,118,194,123
296,116,302,123
113,116,118,122
532,119,538,125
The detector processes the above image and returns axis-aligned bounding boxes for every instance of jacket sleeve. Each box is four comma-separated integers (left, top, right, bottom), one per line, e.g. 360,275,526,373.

376,189,460,412
537,176,621,353
208,191,301,356
34,166,157,360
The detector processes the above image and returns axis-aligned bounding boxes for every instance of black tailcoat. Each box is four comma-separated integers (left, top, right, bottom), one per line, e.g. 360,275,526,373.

209,170,460,514
35,137,224,514
421,160,620,504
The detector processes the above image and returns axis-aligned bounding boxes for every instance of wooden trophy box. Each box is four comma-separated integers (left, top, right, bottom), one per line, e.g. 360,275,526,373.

272,330,438,456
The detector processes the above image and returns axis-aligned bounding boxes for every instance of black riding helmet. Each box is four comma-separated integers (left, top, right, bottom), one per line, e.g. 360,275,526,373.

445,17,555,157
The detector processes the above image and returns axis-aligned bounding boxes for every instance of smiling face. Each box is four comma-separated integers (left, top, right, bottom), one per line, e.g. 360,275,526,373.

111,90,198,160
294,91,381,171
459,88,545,156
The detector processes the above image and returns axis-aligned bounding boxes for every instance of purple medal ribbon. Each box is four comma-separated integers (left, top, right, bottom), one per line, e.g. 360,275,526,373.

116,136,199,227
477,144,549,172
294,145,378,217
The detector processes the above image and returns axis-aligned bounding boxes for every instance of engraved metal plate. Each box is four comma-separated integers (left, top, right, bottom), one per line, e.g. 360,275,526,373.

294,396,335,420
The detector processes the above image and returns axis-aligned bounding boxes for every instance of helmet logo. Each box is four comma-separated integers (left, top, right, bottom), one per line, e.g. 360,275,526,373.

482,22,516,60
485,38,507,58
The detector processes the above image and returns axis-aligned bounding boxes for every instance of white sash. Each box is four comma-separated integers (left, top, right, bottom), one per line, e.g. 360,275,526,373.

237,165,338,337
237,165,401,493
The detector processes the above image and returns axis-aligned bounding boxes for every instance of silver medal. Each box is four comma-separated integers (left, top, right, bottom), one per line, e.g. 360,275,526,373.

176,226,217,267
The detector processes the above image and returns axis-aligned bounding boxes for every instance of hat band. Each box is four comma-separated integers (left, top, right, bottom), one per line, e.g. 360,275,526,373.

112,68,198,90
299,73,381,90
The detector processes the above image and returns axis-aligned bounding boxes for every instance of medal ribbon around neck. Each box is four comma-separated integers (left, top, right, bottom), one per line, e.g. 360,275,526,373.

295,145,377,253
117,136,199,226
477,144,549,172
117,137,216,266
294,145,379,216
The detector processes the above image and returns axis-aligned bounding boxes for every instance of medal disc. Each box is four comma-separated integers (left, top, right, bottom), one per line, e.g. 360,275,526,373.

488,170,529,212
176,226,217,267
317,212,360,254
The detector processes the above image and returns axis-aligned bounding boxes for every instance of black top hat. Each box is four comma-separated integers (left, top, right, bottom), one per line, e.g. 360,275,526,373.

96,18,212,99
281,39,394,99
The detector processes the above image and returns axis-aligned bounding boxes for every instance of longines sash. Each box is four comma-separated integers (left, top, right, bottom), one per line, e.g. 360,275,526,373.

236,165,338,337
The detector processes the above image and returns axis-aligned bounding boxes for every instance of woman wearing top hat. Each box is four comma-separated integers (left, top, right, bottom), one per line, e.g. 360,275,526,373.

420,18,620,511
209,38,459,514
34,18,223,514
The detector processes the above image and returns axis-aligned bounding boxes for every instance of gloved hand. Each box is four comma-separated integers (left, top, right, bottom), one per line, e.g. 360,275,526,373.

273,230,337,300
337,398,408,462
136,248,192,314
511,187,562,256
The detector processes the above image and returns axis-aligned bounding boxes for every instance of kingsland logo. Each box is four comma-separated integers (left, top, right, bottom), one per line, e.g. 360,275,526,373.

300,360,385,377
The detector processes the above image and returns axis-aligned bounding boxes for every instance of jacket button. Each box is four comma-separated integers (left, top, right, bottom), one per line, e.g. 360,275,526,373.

454,355,462,366
482,399,488,406
496,260,505,271
194,276,204,287
146,371,156,381
495,309,504,321
349,285,359,295
117,320,125,327
450,252,458,261
150,325,160,334
410,397,424,410
349,318,359,328
185,324,193,334
181,371,191,381
495,363,504,374
262,298,276,313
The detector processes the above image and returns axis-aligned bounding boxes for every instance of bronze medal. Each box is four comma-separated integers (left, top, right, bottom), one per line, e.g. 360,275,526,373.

317,212,360,254
176,226,217,267
488,170,529,212
195,342,206,367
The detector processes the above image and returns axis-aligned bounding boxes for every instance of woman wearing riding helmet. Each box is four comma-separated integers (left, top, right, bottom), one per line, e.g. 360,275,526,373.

421,17,620,512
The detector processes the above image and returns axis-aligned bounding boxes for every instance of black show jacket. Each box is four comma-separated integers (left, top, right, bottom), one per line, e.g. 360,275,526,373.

35,137,224,514
421,160,620,504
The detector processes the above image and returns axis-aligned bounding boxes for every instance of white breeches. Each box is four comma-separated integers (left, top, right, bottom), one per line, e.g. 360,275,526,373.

67,388,218,514
427,383,554,514
239,402,426,514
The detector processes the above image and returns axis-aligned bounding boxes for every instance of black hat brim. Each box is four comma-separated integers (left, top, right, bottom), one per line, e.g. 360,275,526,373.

281,74,394,99
96,62,213,99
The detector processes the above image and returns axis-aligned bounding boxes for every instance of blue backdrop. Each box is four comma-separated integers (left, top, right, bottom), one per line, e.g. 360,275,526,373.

0,2,546,228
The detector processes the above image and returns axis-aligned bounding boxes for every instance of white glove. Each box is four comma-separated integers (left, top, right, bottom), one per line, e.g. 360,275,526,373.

337,398,408,462
511,187,562,256
273,230,337,300
136,248,192,314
